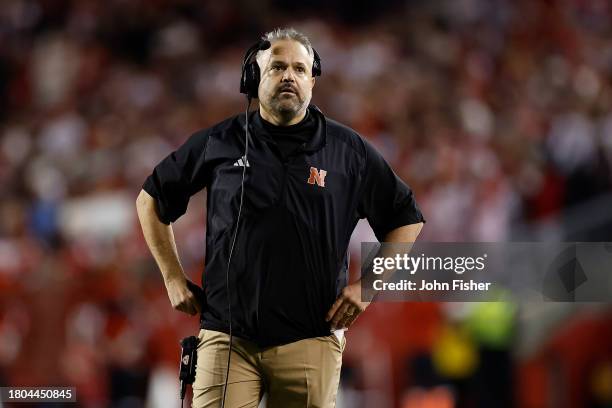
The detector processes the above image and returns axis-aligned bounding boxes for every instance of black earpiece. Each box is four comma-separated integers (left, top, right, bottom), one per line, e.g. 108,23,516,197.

312,48,322,77
239,39,322,99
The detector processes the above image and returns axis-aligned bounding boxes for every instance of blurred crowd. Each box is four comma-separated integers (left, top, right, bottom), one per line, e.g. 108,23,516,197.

1,0,612,407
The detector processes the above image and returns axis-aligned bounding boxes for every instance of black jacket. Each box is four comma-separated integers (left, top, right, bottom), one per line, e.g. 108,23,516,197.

143,105,424,347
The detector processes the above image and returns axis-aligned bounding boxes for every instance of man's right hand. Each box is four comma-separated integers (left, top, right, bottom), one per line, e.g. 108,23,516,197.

164,276,202,316
136,190,203,316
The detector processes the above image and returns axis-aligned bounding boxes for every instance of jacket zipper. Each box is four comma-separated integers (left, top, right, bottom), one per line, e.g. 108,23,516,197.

278,149,305,206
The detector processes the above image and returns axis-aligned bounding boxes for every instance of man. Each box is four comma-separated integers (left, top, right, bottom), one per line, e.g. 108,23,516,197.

136,28,424,408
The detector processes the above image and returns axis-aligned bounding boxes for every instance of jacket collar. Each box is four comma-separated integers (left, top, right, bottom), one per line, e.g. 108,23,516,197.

249,104,327,153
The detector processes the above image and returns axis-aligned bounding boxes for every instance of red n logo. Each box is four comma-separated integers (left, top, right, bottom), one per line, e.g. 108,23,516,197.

307,167,327,187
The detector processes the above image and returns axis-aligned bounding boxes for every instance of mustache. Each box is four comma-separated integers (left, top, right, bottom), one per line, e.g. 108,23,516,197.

277,84,298,94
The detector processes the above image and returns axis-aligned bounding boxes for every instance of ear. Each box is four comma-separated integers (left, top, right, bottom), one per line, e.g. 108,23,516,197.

310,76,316,89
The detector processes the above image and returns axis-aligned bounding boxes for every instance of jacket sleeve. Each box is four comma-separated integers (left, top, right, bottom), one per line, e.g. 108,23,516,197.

142,130,211,224
357,138,425,241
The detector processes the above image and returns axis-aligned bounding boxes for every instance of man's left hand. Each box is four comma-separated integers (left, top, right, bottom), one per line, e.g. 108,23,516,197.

325,281,369,330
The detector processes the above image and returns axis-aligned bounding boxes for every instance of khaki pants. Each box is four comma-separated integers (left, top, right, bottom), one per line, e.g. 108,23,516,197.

192,329,345,408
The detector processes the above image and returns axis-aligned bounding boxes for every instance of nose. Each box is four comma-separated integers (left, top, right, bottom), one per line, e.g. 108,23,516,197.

281,68,295,82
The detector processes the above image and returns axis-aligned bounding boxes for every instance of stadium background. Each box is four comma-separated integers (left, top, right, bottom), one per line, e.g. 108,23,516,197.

1,0,611,407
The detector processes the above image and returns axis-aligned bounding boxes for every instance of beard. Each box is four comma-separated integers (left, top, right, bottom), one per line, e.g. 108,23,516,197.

266,89,307,116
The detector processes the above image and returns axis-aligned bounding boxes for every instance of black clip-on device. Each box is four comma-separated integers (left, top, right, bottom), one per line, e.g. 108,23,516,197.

178,280,205,406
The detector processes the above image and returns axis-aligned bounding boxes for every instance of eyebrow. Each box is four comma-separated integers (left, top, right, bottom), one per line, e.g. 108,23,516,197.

269,60,308,68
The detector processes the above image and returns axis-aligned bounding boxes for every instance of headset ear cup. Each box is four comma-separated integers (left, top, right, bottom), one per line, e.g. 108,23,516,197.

244,62,260,99
251,63,260,99
312,48,322,77
240,69,248,95
312,60,320,77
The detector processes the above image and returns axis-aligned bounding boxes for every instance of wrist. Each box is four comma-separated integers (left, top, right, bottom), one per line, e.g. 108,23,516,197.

164,272,186,286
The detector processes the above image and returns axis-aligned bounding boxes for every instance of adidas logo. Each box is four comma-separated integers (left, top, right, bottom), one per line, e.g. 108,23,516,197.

233,157,250,167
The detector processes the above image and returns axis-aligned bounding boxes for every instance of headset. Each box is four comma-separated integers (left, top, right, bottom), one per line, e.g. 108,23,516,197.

218,37,322,408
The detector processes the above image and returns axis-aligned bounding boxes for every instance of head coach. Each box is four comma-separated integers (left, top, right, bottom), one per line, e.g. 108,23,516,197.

136,28,425,408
